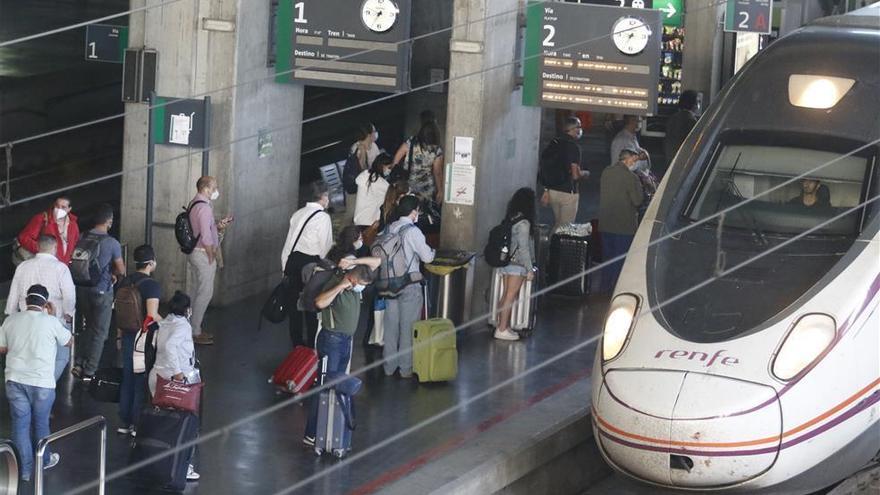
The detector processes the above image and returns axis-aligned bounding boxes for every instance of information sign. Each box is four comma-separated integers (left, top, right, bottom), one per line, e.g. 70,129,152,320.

522,2,661,115
274,0,412,92
151,97,209,148
85,24,128,63
724,0,772,34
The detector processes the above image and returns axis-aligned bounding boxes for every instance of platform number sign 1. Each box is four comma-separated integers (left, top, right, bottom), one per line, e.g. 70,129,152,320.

724,0,772,34
84,25,129,63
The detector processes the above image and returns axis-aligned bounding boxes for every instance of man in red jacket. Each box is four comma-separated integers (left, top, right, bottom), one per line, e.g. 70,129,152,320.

17,197,80,265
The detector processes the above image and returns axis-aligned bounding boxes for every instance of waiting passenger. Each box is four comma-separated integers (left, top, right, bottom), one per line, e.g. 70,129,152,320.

343,123,381,225
610,115,650,172
378,180,410,235
326,226,383,346
599,150,644,293
539,116,589,231
392,119,444,206
14,196,80,265
303,264,376,447
0,284,73,482
147,291,200,482
5,235,76,381
788,179,831,209
494,188,537,342
354,153,393,229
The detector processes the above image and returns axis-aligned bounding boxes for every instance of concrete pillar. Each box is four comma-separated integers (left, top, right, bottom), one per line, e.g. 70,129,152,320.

122,0,305,305
441,0,542,317
682,0,725,105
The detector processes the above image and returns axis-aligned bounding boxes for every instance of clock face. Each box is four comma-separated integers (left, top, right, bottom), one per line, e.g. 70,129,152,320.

361,0,399,33
612,16,652,55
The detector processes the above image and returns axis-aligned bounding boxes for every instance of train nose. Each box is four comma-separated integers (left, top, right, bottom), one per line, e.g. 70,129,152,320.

594,370,781,488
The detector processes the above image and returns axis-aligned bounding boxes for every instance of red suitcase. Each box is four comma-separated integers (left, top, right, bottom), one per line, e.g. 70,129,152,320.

269,346,318,394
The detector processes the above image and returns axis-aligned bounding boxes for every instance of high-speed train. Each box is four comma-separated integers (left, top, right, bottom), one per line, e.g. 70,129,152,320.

591,5,880,494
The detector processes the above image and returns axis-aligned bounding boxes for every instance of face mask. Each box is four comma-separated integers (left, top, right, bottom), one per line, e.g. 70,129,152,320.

210,190,220,201
576,128,584,139
372,131,379,142
186,309,193,320
54,208,68,220
353,240,364,250
352,284,366,293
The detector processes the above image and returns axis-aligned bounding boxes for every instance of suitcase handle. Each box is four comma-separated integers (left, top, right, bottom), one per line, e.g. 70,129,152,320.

413,329,418,339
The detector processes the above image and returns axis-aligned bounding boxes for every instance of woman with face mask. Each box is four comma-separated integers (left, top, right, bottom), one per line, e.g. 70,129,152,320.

342,123,382,226
14,196,80,265
353,153,393,229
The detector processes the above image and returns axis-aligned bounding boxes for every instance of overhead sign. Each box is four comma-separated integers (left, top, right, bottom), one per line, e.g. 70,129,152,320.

724,0,772,34
274,0,412,92
658,0,683,27
576,0,653,7
522,2,661,116
85,24,128,63
151,97,209,148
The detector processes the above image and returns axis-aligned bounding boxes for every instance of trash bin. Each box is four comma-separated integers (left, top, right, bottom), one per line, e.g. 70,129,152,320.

423,249,476,327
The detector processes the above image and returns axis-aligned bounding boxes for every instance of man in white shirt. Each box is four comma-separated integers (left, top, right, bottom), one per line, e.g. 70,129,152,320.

610,115,650,172
5,235,76,381
281,181,333,348
0,284,73,482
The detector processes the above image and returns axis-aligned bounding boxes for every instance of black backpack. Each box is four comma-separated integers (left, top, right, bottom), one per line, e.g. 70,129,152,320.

70,232,104,287
538,138,569,189
298,260,339,312
483,215,522,268
175,200,205,254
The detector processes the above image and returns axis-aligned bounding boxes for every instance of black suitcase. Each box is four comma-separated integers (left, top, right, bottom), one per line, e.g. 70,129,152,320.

88,367,122,403
129,407,198,492
547,233,591,296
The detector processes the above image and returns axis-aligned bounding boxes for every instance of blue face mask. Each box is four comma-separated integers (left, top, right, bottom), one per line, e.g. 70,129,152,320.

352,284,366,293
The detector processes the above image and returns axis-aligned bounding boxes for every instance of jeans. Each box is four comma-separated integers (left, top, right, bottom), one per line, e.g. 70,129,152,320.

285,251,320,348
305,330,353,438
187,249,216,336
76,289,114,376
54,345,70,382
601,233,634,293
382,284,422,376
119,332,146,427
6,381,56,480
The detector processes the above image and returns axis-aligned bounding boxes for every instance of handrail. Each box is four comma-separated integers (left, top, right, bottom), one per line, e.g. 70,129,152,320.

34,415,106,495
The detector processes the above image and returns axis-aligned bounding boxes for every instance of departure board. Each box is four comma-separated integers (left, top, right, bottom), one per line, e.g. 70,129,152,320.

522,2,661,116
274,0,412,92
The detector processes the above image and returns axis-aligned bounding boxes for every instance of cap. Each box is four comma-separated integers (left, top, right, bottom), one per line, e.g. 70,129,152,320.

619,148,640,160
26,284,49,303
133,244,156,264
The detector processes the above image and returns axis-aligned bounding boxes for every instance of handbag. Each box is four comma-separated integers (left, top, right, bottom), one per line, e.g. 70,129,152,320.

153,375,204,414
261,277,290,324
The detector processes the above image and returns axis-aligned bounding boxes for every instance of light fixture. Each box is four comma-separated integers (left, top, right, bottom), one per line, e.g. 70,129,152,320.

788,74,855,110
602,294,639,362
772,313,836,381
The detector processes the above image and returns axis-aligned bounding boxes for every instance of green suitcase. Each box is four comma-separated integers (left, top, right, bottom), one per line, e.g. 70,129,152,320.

412,318,458,382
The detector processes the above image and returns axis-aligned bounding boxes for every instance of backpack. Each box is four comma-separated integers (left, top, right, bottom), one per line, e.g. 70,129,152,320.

70,232,104,287
342,152,361,195
115,276,149,332
133,320,158,374
484,215,522,268
371,224,422,297
298,260,339,312
538,138,569,189
175,200,206,254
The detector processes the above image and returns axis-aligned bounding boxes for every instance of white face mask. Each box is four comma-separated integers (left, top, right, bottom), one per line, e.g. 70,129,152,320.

576,128,584,139
352,284,366,293
372,131,379,142
353,240,364,250
54,208,68,220
210,190,220,201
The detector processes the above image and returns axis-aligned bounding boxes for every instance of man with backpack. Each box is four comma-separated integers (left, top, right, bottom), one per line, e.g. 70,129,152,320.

71,204,125,381
114,245,161,436
187,176,233,346
377,195,435,378
281,181,333,348
538,117,590,230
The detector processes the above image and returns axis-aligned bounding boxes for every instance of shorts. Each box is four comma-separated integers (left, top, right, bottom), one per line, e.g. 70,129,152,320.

498,264,528,277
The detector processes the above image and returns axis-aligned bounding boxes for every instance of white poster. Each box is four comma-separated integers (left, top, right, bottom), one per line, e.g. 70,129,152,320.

170,113,194,145
453,136,473,165
445,164,476,205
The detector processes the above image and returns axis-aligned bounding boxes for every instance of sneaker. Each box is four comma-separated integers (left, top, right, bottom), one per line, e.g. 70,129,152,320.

494,329,520,341
43,453,60,470
399,372,413,379
186,464,200,482
130,428,137,438
302,436,315,447
193,334,214,345
71,366,83,379
116,425,133,435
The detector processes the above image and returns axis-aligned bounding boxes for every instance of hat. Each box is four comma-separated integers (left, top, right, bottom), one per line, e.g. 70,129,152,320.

133,244,156,264
26,284,49,303
618,148,639,160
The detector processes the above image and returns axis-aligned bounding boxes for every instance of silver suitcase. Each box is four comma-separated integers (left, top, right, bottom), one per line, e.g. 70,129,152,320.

489,268,536,331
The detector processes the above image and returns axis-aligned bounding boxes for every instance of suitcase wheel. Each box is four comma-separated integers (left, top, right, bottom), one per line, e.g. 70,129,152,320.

332,449,346,459
314,448,324,457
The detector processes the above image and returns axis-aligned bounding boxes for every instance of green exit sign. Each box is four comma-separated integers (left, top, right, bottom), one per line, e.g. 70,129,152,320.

657,0,683,27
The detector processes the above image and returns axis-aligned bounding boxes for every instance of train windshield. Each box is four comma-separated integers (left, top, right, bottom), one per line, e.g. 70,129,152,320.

688,144,871,236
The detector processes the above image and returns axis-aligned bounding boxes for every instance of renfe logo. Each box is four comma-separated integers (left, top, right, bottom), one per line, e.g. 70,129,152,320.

654,349,740,366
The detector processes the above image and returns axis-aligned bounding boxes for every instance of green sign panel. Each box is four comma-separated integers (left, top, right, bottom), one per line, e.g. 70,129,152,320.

658,0,683,27
85,24,128,63
725,0,773,34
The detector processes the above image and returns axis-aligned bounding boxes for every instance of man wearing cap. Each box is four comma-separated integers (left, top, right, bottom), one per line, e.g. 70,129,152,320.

0,284,73,482
599,149,645,293
115,245,162,436
5,235,76,381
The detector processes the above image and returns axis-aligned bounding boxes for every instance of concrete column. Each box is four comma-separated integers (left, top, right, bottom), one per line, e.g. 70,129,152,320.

441,0,542,317
681,0,725,105
122,0,305,305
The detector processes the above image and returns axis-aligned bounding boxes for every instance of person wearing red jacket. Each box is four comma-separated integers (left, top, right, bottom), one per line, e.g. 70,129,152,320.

17,197,79,265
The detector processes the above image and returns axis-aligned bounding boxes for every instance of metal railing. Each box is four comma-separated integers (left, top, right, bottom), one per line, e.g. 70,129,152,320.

34,415,106,495
0,440,18,494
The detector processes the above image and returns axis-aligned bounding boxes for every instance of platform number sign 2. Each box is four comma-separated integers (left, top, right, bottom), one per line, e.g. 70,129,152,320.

724,0,772,34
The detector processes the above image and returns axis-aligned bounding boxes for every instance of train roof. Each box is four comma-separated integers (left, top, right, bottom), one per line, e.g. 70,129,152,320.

810,2,880,30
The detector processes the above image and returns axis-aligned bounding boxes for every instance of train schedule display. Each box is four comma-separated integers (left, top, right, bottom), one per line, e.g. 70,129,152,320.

522,2,662,116
274,0,412,92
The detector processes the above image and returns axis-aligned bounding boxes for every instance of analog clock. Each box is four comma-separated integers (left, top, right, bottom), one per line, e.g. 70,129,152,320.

361,0,400,33
612,16,652,55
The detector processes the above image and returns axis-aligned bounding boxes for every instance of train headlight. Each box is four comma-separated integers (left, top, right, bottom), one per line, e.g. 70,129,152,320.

603,294,639,362
788,74,855,109
772,314,836,381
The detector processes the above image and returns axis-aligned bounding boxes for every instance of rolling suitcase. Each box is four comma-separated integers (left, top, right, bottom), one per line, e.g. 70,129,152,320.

548,233,591,296
269,345,318,394
488,268,537,333
129,407,199,492
314,357,357,459
412,318,458,382
88,367,122,403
